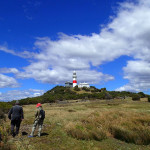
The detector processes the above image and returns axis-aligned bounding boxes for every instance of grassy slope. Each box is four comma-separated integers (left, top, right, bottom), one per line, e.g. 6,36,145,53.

5,99,150,150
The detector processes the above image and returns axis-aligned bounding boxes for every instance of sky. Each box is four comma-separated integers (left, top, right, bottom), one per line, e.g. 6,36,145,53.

1,0,150,101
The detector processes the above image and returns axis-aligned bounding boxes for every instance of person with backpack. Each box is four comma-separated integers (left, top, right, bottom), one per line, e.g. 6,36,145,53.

8,100,24,137
28,103,45,137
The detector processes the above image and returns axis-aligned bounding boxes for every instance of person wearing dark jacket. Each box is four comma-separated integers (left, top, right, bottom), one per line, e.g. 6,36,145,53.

8,101,24,137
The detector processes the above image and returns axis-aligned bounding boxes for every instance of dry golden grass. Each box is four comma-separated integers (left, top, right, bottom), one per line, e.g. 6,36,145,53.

65,108,150,145
2,100,150,150
140,98,148,102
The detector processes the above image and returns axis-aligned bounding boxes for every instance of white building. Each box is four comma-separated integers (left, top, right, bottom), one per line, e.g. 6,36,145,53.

78,82,90,88
65,81,73,88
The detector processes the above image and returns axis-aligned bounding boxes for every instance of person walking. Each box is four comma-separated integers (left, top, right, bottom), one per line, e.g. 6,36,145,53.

8,101,24,137
28,103,45,137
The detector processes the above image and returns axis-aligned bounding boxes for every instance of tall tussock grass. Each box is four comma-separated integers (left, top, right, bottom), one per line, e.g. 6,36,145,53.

65,121,107,141
65,110,150,145
0,120,11,150
0,102,12,150
110,125,150,145
0,109,6,120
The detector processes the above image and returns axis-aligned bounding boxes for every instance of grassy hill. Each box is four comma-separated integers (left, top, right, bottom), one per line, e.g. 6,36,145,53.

1,99,150,149
1,86,150,149
9,86,150,105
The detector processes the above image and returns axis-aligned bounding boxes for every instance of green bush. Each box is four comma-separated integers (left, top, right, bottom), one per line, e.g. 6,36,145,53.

148,96,150,102
132,94,140,101
74,86,80,91
105,92,112,100
138,92,145,98
82,87,90,91
100,88,107,92
0,109,5,120
0,102,12,114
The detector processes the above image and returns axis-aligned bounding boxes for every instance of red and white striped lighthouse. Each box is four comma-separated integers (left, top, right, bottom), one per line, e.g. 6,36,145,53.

73,71,77,87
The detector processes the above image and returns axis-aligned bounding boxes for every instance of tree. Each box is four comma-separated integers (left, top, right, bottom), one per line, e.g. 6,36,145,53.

138,92,145,98
100,88,106,92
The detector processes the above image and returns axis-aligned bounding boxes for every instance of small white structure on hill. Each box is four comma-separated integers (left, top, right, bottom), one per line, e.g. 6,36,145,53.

65,81,73,88
78,82,90,88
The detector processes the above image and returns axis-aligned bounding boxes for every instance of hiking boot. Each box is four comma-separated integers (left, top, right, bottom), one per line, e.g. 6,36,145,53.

28,135,33,138
12,133,16,137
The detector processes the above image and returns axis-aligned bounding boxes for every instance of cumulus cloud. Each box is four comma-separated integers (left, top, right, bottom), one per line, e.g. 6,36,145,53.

0,89,45,101
116,60,150,92
0,74,19,88
1,0,150,92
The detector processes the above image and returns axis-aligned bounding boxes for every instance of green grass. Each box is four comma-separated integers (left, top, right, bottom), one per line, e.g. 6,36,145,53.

2,100,150,150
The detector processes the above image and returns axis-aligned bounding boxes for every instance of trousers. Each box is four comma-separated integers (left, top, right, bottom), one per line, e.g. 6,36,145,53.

11,119,21,136
30,119,44,137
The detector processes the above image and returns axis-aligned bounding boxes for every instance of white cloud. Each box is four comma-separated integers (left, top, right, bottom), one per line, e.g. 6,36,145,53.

0,46,35,58
0,74,19,88
0,68,19,74
1,0,150,92
0,89,45,101
13,0,150,91
116,60,150,92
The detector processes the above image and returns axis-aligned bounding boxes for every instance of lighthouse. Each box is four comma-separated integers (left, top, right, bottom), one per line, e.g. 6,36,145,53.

73,71,77,87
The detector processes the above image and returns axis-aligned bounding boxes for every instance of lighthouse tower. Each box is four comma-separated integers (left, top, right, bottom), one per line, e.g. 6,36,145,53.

73,71,77,87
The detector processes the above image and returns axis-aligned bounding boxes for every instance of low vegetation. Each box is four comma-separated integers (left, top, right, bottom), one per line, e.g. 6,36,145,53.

0,102,12,150
0,100,150,150
1,86,150,149
65,110,150,145
9,86,149,105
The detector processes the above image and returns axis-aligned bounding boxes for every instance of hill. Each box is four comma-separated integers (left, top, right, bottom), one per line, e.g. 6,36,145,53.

0,86,150,149
9,86,150,105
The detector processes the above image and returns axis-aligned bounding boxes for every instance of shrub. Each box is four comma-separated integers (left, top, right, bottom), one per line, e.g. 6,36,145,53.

138,92,145,98
0,102,12,114
105,92,112,100
132,94,140,101
74,86,80,91
0,109,5,120
148,96,150,102
91,90,96,93
95,92,105,99
82,87,90,91
100,88,106,92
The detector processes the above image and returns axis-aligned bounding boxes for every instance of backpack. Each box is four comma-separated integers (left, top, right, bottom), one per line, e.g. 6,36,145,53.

40,109,45,120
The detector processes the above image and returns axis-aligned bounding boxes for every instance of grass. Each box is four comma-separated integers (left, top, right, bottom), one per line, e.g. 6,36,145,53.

1,100,150,150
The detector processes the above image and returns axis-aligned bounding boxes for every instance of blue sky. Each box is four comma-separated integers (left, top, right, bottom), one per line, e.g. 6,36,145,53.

1,0,150,101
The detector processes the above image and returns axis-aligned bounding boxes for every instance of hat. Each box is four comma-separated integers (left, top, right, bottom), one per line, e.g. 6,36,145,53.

36,103,42,107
